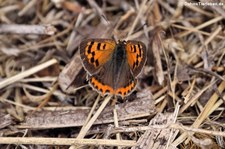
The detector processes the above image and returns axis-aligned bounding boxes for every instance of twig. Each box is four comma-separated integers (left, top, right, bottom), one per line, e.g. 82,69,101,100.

166,102,180,149
0,59,58,89
172,81,225,146
179,80,216,114
177,16,223,37
78,95,101,131
204,25,222,46
21,77,57,83
0,24,56,35
0,137,136,147
69,95,112,149
185,3,213,17
126,0,148,38
113,107,121,149
76,95,112,139
87,0,108,25
21,84,65,98
113,123,225,138
18,0,37,16
0,98,36,111
172,24,225,39
171,123,225,138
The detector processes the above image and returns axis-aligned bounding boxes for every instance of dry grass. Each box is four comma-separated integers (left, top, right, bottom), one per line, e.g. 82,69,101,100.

0,0,225,148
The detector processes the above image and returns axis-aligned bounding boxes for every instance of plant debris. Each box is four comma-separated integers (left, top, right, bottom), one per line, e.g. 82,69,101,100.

0,0,225,148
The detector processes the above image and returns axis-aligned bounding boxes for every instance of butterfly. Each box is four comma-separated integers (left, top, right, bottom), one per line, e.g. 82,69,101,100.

80,38,147,98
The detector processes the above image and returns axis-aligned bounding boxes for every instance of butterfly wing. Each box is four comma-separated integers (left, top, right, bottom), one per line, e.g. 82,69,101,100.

80,39,116,75
89,74,137,98
126,40,147,77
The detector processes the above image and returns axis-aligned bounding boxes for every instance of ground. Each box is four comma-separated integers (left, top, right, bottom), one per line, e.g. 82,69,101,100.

0,0,225,148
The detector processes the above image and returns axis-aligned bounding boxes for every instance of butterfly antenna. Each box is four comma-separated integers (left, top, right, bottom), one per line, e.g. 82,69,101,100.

101,14,110,25
112,35,118,42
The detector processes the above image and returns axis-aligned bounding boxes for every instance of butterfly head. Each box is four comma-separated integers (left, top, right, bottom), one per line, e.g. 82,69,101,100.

117,40,126,45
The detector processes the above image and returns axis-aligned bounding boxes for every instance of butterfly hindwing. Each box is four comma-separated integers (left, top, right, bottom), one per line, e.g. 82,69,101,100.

88,75,114,96
126,40,147,77
80,39,116,74
88,74,137,98
115,77,137,97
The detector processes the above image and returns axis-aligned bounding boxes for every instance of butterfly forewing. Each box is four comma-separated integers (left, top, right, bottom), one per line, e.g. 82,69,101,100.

126,40,147,77
80,39,116,74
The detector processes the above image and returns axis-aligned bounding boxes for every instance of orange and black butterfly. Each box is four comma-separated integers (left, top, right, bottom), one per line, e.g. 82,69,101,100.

80,39,147,98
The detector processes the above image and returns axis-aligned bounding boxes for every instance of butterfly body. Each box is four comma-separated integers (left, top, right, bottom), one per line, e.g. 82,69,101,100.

80,39,146,98
105,41,129,88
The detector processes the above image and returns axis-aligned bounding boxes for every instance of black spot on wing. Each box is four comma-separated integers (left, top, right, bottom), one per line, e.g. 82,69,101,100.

97,43,101,50
95,59,99,67
88,41,94,53
138,44,141,50
133,63,135,69
136,54,139,59
133,45,136,53
103,44,106,49
138,48,141,56
135,60,139,66
90,57,95,63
